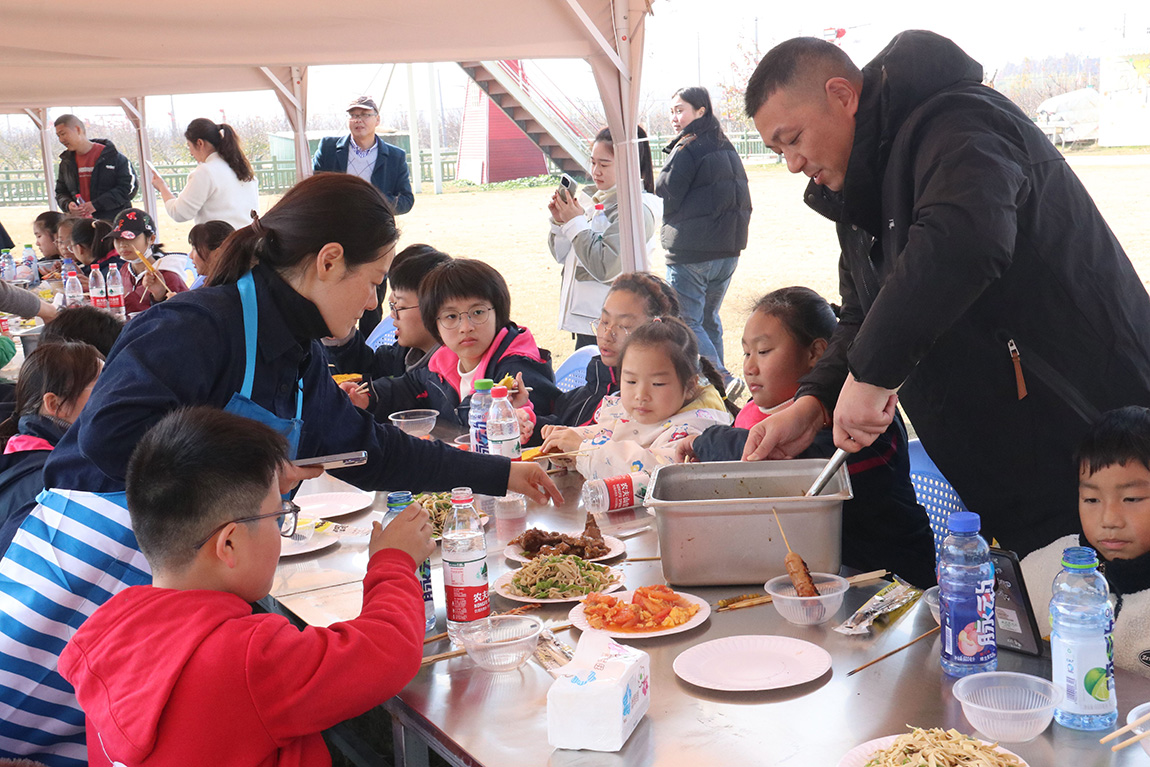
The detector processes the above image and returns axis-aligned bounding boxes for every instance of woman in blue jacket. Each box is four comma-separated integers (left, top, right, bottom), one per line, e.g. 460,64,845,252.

657,86,752,386
0,173,560,765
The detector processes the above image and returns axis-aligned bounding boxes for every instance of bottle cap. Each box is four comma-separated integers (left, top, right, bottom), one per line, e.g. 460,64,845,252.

594,203,605,210
1061,546,1099,570
473,378,494,392
67,271,78,277
386,490,414,509
491,385,508,398
24,245,32,249
451,486,473,503
947,511,980,534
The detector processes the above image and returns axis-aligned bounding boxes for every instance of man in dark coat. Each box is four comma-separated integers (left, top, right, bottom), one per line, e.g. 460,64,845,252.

740,31,1150,556
53,114,138,222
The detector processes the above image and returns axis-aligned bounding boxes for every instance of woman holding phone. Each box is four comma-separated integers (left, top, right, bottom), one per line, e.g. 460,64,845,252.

546,126,660,349
0,173,562,763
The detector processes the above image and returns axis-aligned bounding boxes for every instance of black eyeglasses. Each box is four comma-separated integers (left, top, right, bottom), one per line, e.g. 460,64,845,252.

388,301,419,317
192,501,300,549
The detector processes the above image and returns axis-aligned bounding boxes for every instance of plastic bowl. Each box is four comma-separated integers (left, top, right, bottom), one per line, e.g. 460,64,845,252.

388,409,439,437
1127,701,1150,757
459,615,543,672
952,671,1062,742
923,586,940,624
764,572,849,625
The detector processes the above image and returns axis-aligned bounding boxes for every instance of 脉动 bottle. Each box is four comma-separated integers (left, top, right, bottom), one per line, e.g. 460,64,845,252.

1051,546,1117,730
385,491,436,634
938,511,997,677
442,487,489,644
468,378,494,454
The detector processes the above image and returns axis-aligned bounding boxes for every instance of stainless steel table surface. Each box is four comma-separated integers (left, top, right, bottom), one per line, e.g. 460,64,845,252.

274,471,1150,767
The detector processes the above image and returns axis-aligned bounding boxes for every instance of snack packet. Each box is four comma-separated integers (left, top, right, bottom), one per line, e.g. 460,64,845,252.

833,576,923,636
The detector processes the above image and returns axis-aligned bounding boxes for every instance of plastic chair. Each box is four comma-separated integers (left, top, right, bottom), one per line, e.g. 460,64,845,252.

907,438,970,561
364,316,397,350
554,345,599,392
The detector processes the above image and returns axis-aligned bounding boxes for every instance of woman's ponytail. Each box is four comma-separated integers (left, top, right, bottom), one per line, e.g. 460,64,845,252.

185,118,254,183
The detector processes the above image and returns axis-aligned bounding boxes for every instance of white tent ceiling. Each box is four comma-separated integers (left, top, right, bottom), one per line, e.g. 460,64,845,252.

0,0,654,270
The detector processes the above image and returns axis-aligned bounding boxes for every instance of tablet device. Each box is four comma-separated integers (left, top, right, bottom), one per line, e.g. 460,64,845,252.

990,547,1044,656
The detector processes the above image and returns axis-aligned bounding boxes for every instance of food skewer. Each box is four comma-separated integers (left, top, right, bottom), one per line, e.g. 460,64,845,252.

126,243,175,300
772,506,819,597
846,625,941,676
1101,708,1150,749
716,569,888,612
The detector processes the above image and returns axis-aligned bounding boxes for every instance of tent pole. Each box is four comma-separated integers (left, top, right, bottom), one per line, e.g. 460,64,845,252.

119,97,157,223
262,65,310,184
23,108,57,212
407,64,423,194
427,63,443,195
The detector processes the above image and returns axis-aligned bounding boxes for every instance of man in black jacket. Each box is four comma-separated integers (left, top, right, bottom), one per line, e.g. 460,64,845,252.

740,31,1150,556
53,114,138,221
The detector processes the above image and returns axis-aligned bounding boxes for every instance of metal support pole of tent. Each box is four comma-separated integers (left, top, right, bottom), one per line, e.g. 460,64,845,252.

23,108,58,212
426,63,443,195
262,65,310,184
119,96,157,223
406,64,423,194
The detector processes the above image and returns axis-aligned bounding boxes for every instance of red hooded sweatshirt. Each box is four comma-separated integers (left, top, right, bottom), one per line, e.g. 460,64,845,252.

59,548,425,766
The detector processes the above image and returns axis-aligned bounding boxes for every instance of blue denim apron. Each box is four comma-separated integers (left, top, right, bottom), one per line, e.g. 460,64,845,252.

0,271,302,765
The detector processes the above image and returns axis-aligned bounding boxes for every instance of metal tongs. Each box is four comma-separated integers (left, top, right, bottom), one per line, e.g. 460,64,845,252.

805,448,849,497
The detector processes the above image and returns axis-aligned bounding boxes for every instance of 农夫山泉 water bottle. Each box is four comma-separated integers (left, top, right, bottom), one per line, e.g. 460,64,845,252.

486,385,521,460
1051,546,1117,730
938,511,997,677
442,487,489,644
581,471,651,513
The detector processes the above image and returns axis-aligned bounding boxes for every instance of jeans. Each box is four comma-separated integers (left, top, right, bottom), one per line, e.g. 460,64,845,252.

666,256,739,382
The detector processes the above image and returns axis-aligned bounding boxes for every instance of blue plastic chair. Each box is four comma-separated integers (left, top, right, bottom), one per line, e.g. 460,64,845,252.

364,316,397,350
907,438,970,562
554,345,599,392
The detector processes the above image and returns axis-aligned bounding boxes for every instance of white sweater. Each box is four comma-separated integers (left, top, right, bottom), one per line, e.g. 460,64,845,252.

164,152,259,229
1021,534,1150,679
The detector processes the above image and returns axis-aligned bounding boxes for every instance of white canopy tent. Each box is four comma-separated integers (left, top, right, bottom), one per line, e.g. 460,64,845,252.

0,0,653,271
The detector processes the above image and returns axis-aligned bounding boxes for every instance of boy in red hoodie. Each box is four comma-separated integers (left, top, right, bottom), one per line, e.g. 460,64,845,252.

59,407,434,766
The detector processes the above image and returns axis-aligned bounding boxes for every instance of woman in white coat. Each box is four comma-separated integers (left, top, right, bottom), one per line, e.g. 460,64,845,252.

149,118,259,229
547,127,660,348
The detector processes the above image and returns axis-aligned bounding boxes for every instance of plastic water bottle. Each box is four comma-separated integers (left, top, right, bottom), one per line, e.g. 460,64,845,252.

385,491,437,634
106,267,126,319
938,511,996,677
21,245,40,287
62,257,76,275
0,250,14,281
486,384,521,460
468,378,494,454
89,267,107,310
1051,546,1117,730
581,471,651,513
590,203,609,238
64,271,85,307
442,487,489,644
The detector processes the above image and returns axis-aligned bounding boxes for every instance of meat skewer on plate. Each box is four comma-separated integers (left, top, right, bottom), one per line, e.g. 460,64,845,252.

772,507,820,597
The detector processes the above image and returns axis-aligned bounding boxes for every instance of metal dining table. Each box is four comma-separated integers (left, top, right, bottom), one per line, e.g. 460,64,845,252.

275,470,1150,767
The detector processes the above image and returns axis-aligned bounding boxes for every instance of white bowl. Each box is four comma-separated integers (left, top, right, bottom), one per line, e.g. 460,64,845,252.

923,586,940,624
764,573,848,626
388,409,439,437
459,615,542,672
952,671,1062,742
1127,701,1150,757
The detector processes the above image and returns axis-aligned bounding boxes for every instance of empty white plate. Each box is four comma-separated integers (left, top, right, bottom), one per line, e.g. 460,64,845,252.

673,635,831,691
294,491,375,520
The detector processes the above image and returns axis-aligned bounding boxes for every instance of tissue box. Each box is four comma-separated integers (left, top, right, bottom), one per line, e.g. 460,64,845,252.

547,633,650,752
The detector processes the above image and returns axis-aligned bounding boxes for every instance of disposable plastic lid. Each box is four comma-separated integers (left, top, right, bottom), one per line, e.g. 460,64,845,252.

491,385,509,398
947,511,980,534
473,379,494,391
1061,546,1099,570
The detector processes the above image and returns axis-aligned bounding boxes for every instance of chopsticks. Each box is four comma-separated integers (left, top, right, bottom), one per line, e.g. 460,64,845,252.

625,556,661,562
715,569,889,612
1101,709,1150,751
538,447,597,461
846,625,941,676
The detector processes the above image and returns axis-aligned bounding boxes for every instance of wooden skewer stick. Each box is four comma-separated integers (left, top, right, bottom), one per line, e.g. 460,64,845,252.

421,648,466,666
1111,728,1150,753
716,570,889,612
846,625,941,676
771,507,793,554
625,556,662,562
1101,707,1150,744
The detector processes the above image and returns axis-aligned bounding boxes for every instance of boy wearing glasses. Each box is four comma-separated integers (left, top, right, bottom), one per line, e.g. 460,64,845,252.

326,244,451,381
357,259,560,444
60,407,435,765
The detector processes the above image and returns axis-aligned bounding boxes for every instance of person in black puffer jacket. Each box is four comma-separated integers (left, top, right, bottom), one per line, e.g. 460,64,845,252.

657,87,752,385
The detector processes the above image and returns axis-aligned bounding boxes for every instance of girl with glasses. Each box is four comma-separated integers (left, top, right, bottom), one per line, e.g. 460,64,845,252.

360,259,561,443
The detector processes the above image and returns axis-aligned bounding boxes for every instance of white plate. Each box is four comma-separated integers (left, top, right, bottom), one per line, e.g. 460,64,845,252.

673,635,831,691
504,534,625,563
294,491,375,520
492,566,625,604
279,530,340,558
567,590,710,638
837,734,1026,767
